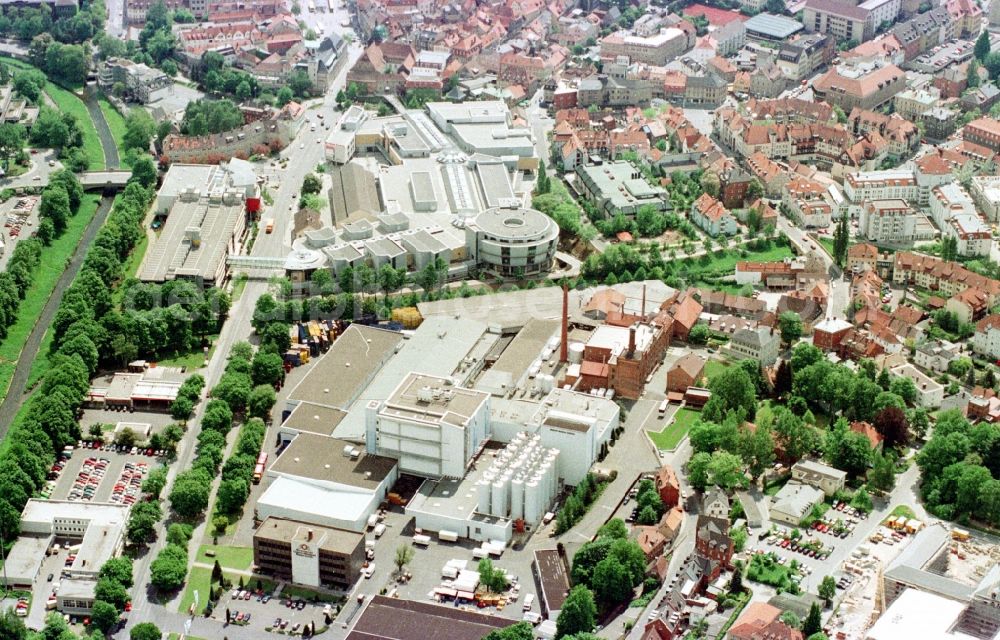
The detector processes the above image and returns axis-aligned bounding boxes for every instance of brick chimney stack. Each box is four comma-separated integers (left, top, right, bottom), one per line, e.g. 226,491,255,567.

628,325,636,356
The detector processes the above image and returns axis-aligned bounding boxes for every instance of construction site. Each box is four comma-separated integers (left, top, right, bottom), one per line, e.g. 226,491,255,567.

827,521,1000,640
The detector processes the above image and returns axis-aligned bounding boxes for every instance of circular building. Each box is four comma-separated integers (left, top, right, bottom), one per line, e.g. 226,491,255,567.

466,205,559,278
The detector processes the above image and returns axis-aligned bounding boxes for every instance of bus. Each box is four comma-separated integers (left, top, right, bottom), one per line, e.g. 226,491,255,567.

253,452,268,484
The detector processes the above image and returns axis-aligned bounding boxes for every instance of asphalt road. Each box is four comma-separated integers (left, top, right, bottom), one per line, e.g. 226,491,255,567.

0,148,61,189
122,41,364,640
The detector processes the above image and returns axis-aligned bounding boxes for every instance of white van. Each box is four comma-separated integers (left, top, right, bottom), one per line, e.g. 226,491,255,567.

373,523,386,538
658,399,668,414
413,534,431,546
523,594,534,611
472,547,488,559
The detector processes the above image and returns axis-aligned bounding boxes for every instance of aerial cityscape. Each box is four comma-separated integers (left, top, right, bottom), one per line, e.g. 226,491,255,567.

2,0,1000,638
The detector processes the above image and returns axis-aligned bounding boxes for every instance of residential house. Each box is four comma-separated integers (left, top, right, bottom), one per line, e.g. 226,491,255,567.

666,354,705,393
973,314,1000,359
726,326,780,366
914,339,961,372
690,193,738,236
791,459,846,496
891,363,944,408
701,486,729,520
695,515,734,570
850,421,884,451
727,602,804,640
656,465,681,508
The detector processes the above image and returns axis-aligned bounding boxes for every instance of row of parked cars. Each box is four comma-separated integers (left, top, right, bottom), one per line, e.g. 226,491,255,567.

109,461,147,506
68,457,111,502
77,439,165,457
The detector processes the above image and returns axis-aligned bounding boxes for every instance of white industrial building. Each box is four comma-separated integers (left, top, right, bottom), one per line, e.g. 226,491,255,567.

365,372,491,479
258,432,399,532
405,435,560,543
6,500,128,614
475,434,560,526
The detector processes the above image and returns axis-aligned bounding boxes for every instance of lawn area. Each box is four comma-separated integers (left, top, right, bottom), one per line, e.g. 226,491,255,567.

764,474,790,497
155,334,219,370
885,505,916,523
703,359,730,383
0,195,101,405
648,407,701,450
111,231,149,306
196,545,253,571
45,83,104,170
747,553,796,593
178,566,212,614
98,97,131,167
817,237,835,257
0,57,103,169
689,242,794,276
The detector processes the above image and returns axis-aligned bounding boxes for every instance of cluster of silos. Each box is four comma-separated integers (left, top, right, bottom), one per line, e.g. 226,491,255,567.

475,433,559,525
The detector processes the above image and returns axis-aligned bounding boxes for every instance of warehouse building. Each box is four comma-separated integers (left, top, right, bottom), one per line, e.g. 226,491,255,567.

6,500,128,614
258,432,399,532
346,595,517,640
253,517,365,589
140,162,252,288
366,372,492,479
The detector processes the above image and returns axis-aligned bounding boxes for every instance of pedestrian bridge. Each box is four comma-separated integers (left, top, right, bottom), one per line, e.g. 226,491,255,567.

227,255,286,269
80,171,132,190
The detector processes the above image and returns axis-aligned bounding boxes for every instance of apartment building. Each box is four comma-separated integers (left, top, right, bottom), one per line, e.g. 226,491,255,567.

725,326,780,366
970,175,1000,222
802,0,871,41
964,117,1000,152
974,314,1000,359
859,199,920,246
600,26,693,66
812,60,906,111
776,33,835,81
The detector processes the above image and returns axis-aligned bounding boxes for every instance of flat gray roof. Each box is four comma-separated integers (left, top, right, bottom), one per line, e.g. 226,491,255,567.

382,373,490,427
744,12,804,37
333,317,493,440
269,432,397,489
139,192,244,285
347,595,515,640
484,318,559,383
287,325,404,410
476,161,515,208
367,236,407,258
410,171,437,205
471,206,557,241
282,402,348,437
256,516,363,555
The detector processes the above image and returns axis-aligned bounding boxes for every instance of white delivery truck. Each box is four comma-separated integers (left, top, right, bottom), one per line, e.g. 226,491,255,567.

413,534,431,546
439,530,458,542
367,514,379,529
523,594,534,611
472,546,488,559
373,523,387,538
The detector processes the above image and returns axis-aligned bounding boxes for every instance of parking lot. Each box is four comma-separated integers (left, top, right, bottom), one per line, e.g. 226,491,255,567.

213,587,335,633
747,502,872,579
351,507,543,625
46,444,158,504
